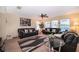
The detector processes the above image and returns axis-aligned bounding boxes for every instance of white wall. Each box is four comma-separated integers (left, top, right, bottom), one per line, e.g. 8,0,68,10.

0,14,2,37
0,13,6,40
0,13,20,40
0,12,37,40
6,13,20,39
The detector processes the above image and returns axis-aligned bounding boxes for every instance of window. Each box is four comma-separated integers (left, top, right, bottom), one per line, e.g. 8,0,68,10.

51,20,59,28
44,22,50,28
60,19,70,32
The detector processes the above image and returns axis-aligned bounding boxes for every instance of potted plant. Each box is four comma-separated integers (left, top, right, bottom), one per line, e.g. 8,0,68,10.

39,22,44,29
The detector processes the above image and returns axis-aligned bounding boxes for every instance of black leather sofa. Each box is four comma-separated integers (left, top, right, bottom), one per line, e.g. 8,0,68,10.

42,28,60,34
42,30,52,34
60,32,79,52
18,28,38,39
51,32,79,52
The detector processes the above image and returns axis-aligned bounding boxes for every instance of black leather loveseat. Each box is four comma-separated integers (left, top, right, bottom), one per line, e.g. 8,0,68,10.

60,32,79,52
42,28,60,34
18,28,38,39
53,32,79,52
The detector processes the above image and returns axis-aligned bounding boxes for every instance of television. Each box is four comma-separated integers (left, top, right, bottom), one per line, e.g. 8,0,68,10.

60,19,70,32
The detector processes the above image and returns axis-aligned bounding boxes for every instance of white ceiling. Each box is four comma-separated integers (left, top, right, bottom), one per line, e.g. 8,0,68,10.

0,6,79,17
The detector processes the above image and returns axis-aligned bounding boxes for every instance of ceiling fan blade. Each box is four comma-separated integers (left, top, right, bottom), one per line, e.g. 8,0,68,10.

40,14,43,17
40,13,48,18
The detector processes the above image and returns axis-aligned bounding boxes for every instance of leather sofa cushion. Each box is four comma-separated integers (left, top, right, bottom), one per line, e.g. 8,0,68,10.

29,29,33,32
63,33,76,43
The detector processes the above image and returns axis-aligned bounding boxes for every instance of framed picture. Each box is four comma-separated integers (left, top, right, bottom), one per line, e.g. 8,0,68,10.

20,17,31,26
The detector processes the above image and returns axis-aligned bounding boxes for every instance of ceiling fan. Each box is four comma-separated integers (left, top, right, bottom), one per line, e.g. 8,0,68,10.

40,13,48,19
